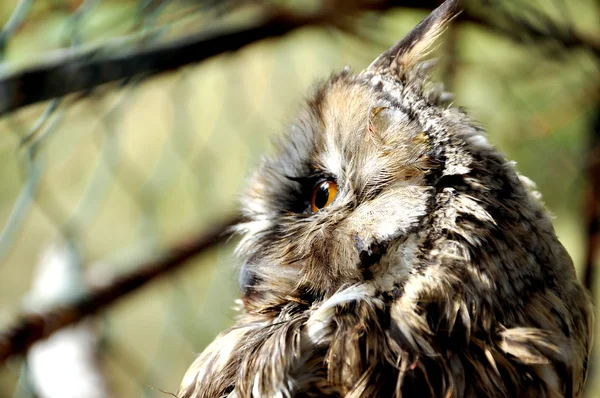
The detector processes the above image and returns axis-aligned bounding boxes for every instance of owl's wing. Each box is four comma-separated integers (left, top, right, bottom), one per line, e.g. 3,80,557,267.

178,327,250,398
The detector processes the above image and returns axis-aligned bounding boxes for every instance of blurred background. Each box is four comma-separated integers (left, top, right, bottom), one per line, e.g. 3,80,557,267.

0,0,598,396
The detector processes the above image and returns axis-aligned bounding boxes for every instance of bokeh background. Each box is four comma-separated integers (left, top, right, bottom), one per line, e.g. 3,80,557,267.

0,0,598,396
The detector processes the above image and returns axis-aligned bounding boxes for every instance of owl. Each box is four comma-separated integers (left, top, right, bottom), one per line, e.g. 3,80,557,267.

178,0,593,397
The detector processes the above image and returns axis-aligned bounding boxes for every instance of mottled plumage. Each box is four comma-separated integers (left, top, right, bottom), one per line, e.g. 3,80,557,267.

179,1,593,396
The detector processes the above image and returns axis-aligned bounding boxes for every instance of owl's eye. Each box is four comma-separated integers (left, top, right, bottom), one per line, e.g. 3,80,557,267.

310,180,338,212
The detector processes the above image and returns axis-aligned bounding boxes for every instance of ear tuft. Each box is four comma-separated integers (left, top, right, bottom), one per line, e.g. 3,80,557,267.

366,0,461,80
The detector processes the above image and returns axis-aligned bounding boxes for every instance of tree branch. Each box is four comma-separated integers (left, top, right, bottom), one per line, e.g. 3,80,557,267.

0,216,238,364
0,1,371,118
0,12,314,116
583,98,600,292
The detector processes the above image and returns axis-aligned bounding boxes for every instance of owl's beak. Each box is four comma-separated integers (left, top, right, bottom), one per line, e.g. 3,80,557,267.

355,236,387,271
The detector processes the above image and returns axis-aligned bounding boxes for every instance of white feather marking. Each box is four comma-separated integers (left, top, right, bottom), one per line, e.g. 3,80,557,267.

466,133,491,150
306,284,376,344
252,373,261,398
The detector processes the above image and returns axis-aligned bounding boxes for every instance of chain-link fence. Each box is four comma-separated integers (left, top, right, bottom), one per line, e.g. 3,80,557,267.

0,0,598,396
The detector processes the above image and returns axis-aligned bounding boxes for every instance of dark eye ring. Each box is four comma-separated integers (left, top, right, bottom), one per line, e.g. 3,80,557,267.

310,180,338,212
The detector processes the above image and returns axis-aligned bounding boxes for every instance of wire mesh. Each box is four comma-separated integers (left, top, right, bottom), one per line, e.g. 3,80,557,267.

0,0,598,397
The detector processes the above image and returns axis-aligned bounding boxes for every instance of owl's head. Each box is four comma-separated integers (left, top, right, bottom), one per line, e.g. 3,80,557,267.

235,0,569,312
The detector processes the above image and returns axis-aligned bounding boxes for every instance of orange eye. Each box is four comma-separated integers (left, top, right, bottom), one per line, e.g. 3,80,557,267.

310,180,338,212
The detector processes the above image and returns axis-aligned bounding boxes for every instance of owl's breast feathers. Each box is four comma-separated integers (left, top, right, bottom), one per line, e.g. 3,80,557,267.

178,241,592,397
